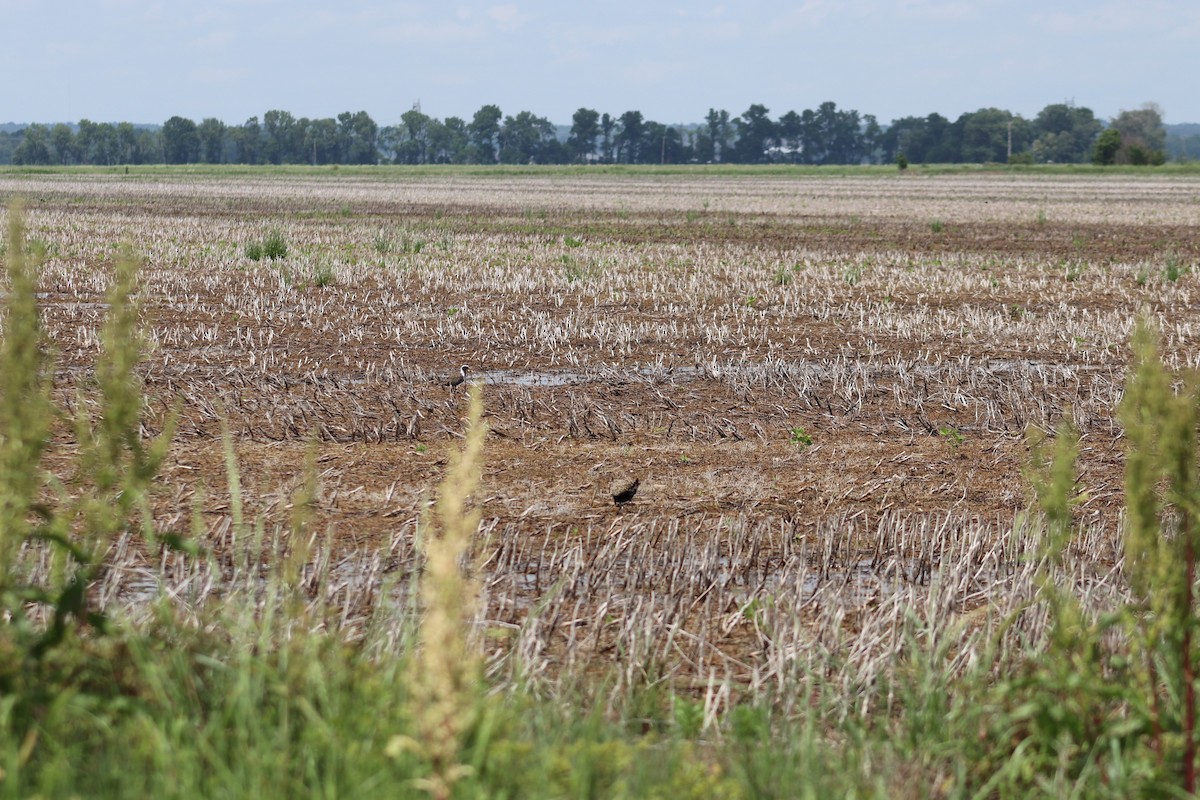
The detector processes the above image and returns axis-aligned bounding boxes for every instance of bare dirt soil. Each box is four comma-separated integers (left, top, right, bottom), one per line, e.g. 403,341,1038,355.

5,170,1195,681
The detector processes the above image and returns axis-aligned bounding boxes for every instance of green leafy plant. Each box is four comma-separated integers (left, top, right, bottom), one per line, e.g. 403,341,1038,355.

937,425,964,447
672,697,704,740
1163,250,1189,283
262,229,288,260
982,320,1200,794
929,219,944,234
0,204,180,677
311,260,336,287
1119,320,1200,791
789,426,813,446
245,229,287,261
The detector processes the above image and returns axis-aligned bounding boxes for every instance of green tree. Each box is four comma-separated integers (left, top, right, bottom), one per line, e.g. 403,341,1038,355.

706,108,734,163
615,110,644,163
879,113,958,164
11,124,51,165
0,131,16,164
861,114,883,164
957,108,1029,163
794,102,865,165
197,118,227,164
468,104,502,163
879,115,921,164
600,113,616,163
643,121,684,164
1031,103,1102,163
692,125,713,164
230,117,261,164
690,109,714,163
775,111,802,163
1111,103,1167,164
924,113,959,162
304,117,339,164
49,123,77,165
1093,128,1122,165
820,102,864,164
75,119,101,164
337,110,378,164
134,126,161,163
262,109,299,164
567,107,600,163
428,116,467,163
161,116,200,164
733,104,775,163
90,122,119,165
115,122,140,164
499,111,560,164
396,107,433,164
115,122,159,164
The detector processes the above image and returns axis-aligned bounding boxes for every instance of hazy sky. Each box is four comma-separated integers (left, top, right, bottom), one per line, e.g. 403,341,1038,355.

5,0,1197,127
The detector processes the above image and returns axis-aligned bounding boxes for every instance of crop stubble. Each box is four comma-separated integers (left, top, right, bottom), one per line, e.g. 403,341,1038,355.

2,170,1198,690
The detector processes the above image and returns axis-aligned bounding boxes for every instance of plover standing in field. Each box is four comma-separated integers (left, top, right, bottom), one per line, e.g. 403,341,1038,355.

609,476,640,507
442,364,470,391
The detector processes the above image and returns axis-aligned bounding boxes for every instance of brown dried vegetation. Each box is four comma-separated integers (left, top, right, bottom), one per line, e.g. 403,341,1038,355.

2,169,1197,700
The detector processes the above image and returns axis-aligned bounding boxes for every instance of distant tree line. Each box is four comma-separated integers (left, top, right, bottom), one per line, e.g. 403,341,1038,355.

0,101,1174,167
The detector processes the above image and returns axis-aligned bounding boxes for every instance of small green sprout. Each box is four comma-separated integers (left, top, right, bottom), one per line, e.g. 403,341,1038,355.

789,426,813,446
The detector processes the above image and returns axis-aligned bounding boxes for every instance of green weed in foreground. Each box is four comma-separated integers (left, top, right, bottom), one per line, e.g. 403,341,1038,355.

969,320,1200,795
9,205,1200,795
0,204,178,680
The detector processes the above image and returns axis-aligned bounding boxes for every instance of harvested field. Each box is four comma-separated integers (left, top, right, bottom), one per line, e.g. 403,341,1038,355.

2,168,1197,696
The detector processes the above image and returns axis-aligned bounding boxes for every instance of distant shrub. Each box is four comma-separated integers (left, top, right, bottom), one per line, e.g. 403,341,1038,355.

244,241,264,261
896,154,909,171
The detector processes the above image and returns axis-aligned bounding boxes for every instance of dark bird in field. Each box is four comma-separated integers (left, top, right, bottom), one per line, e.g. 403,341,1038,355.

609,476,640,507
442,364,469,390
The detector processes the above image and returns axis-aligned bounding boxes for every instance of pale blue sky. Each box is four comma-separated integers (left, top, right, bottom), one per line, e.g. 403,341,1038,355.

5,0,1196,126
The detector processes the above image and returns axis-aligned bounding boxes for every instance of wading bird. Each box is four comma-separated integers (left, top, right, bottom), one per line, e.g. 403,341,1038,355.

442,364,469,390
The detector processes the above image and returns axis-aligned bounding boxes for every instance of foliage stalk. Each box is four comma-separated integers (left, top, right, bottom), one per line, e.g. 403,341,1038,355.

389,385,487,799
